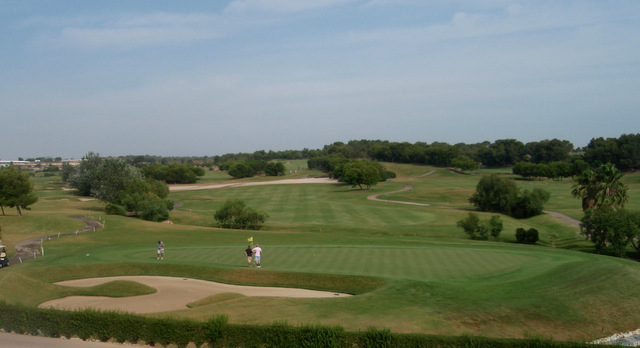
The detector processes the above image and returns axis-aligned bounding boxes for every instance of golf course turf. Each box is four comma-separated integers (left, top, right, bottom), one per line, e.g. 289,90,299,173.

1,162,640,343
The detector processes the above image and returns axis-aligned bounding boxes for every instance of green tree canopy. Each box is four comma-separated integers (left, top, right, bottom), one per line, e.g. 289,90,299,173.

0,166,39,216
469,174,549,219
580,206,638,256
64,153,171,221
341,160,382,190
214,199,269,230
571,163,628,211
456,213,503,240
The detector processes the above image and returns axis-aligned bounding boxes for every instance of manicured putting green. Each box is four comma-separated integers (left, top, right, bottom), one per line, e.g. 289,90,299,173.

83,244,570,282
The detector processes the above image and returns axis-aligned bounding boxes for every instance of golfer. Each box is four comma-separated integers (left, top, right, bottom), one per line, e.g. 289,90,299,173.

157,241,164,260
245,245,253,267
252,244,263,268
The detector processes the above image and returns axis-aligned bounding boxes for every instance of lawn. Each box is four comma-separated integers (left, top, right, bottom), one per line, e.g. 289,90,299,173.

1,166,640,342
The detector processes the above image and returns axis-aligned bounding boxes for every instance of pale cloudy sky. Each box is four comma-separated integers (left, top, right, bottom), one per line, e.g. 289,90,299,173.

1,0,639,160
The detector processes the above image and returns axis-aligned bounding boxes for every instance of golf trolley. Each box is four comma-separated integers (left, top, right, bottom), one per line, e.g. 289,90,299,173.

0,245,9,268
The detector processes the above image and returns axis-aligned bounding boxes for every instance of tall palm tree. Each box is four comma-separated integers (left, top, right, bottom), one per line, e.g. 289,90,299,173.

571,163,628,210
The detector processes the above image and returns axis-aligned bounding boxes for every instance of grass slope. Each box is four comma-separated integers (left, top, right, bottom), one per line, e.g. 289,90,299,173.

1,166,640,342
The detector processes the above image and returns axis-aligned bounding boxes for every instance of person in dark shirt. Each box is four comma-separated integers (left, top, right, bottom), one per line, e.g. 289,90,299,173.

245,245,253,267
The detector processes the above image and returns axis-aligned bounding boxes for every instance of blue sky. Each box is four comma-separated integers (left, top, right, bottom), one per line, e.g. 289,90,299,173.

1,0,639,160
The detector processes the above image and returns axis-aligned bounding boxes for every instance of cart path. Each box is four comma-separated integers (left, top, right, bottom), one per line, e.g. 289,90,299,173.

170,172,579,227
169,177,338,191
39,275,351,314
8,217,102,266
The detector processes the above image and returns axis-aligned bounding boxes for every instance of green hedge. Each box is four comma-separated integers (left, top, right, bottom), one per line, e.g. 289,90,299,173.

0,301,610,347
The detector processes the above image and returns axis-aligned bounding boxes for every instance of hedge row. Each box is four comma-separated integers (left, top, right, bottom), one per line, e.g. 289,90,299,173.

0,302,607,347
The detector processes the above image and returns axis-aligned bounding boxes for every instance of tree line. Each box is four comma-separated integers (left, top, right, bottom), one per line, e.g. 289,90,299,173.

61,153,174,222
218,160,286,179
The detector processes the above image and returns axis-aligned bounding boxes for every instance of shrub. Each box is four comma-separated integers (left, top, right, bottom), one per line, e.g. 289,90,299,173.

104,203,126,216
470,174,550,219
360,327,394,348
515,228,527,243
526,228,539,244
456,213,502,240
515,228,539,244
214,199,269,230
206,314,229,345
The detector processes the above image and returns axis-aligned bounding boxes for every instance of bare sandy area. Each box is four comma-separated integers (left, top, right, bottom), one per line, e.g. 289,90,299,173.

39,276,350,314
169,177,338,192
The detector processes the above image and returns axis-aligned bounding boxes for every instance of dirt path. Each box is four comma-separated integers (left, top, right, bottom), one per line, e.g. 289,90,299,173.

169,177,338,192
367,184,431,207
39,276,350,314
543,211,581,227
8,216,102,266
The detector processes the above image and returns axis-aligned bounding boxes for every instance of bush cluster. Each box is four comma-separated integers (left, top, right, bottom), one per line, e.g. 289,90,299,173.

214,199,269,230
0,301,596,347
456,213,503,240
469,174,550,219
515,228,539,244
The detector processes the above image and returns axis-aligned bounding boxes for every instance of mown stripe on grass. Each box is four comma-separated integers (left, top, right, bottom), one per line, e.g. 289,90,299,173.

89,245,557,283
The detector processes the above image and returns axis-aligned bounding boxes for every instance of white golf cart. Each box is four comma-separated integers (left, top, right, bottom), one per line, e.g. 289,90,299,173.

0,245,9,268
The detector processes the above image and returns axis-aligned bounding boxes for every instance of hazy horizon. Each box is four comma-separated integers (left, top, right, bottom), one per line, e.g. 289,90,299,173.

2,1,639,160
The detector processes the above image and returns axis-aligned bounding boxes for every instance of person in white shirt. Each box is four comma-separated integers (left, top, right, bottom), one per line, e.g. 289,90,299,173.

252,244,263,268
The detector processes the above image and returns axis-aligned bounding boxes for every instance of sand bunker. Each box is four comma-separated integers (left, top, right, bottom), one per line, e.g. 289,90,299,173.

39,276,350,314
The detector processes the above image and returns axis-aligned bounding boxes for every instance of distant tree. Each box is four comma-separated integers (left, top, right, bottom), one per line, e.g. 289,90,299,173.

308,153,349,178
228,162,255,179
583,134,640,170
511,189,550,219
580,206,636,256
341,160,382,190
214,199,268,230
66,152,104,196
64,153,171,221
571,163,628,211
91,158,142,204
0,166,39,216
456,213,502,240
61,163,76,183
165,164,198,184
264,162,286,176
525,139,573,163
515,228,527,243
457,212,485,240
469,174,518,215
451,155,478,171
488,215,503,239
478,139,526,167
139,194,171,222
515,228,539,244
469,174,549,219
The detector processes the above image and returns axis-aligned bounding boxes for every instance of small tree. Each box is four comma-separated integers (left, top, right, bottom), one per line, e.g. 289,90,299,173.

341,160,382,190
515,228,527,243
515,228,540,244
0,166,39,216
469,174,549,219
451,155,478,172
581,206,637,256
265,162,286,176
525,228,539,244
228,163,255,179
214,199,269,230
488,215,503,239
457,213,503,240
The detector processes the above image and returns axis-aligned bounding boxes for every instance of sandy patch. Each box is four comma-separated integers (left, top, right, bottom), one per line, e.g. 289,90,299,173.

39,276,350,314
169,177,338,192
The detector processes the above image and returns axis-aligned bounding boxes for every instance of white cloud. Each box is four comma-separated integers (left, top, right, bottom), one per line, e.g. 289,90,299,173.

34,13,224,49
224,0,358,14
